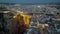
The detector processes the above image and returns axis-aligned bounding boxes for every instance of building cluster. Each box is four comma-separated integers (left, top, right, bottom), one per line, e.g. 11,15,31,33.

0,4,60,34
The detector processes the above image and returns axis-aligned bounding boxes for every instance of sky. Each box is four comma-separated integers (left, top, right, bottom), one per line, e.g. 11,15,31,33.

0,0,60,4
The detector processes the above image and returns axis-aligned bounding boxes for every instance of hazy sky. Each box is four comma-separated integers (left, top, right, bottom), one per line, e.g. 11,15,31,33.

0,0,60,4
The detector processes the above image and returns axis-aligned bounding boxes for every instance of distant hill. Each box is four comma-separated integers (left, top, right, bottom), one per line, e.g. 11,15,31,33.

0,2,60,5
